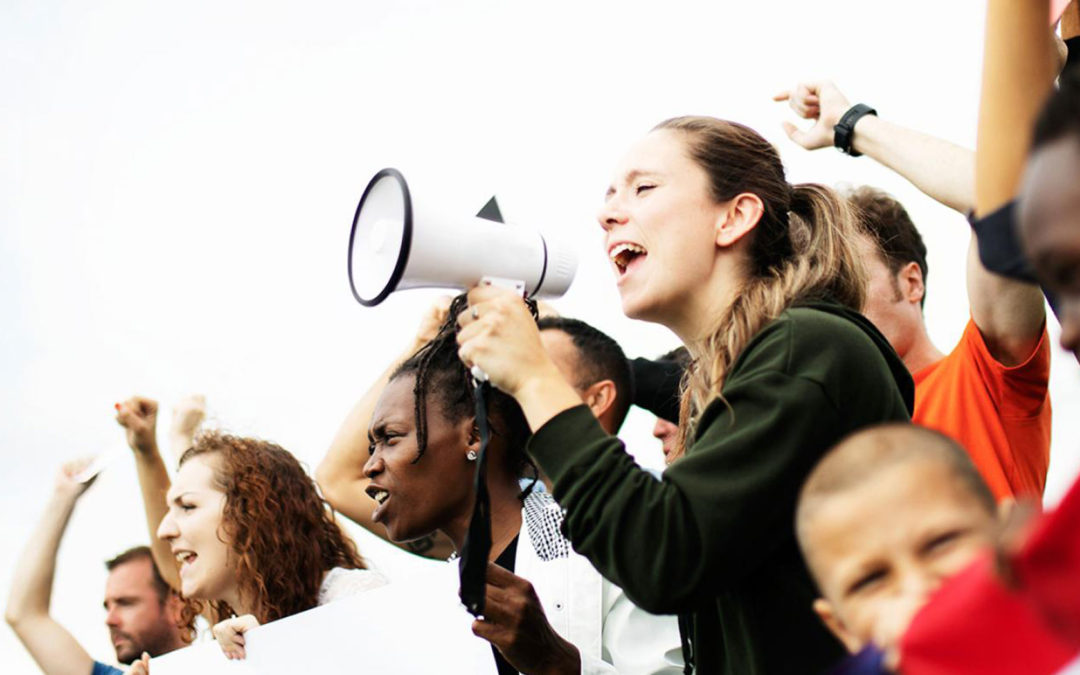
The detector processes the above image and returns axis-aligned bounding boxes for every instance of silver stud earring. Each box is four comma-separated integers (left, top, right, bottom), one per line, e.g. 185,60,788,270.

466,450,478,462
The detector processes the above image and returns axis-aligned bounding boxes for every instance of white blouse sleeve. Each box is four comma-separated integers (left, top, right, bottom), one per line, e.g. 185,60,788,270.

317,567,389,606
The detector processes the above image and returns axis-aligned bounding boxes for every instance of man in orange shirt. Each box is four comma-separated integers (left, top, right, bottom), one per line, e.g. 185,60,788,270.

776,81,1051,501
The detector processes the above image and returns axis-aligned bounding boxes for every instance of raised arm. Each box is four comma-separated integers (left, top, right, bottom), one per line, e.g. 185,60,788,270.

968,0,1054,364
116,397,179,591
775,81,974,214
5,461,97,675
167,395,205,462
315,297,457,560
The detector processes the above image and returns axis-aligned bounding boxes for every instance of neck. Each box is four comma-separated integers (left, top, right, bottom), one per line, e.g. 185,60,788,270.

668,268,743,347
221,587,259,620
444,471,524,561
901,325,944,374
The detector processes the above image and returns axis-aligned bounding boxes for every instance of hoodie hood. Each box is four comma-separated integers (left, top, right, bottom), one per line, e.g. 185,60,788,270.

795,298,915,415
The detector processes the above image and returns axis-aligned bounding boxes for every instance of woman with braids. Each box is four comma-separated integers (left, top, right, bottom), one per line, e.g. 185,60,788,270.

456,117,914,674
155,432,385,660
362,294,683,674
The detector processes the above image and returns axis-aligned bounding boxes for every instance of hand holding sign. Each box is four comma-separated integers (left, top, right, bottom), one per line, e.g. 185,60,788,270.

213,614,261,660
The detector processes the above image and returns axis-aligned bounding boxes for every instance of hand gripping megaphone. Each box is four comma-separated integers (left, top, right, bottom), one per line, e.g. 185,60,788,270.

347,168,577,307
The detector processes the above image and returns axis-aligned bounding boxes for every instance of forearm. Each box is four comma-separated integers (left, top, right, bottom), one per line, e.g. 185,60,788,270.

168,431,195,460
527,406,708,614
852,115,975,214
133,444,180,589
976,0,1055,217
513,368,586,434
529,373,846,614
6,493,76,625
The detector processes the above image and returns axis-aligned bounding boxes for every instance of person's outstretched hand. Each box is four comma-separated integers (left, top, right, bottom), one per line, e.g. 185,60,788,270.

116,397,159,455
212,614,260,660
774,81,852,150
55,457,97,503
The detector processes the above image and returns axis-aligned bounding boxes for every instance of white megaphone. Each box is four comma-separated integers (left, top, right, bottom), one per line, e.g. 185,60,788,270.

347,168,578,307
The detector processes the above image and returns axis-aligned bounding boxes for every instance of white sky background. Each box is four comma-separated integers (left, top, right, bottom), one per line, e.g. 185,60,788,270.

3,0,1080,671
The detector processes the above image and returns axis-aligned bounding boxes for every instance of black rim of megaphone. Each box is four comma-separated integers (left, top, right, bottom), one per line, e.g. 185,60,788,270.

347,167,413,307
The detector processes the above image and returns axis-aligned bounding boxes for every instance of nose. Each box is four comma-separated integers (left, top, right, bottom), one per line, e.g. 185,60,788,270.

597,198,629,232
105,603,121,628
363,450,383,479
156,511,178,542
898,567,940,608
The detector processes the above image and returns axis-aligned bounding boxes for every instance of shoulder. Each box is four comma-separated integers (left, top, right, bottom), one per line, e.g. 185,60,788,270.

318,566,389,605
732,305,888,379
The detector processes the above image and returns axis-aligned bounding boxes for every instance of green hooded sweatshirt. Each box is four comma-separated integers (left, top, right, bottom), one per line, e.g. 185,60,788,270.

527,300,914,674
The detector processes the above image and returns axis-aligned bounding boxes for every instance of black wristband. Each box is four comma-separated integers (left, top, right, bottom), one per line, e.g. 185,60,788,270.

833,103,877,157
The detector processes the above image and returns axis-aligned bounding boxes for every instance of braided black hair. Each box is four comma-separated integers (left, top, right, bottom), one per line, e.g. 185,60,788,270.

391,293,540,492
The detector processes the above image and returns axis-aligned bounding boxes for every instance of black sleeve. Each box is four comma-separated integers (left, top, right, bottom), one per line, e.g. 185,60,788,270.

629,357,682,423
972,201,1039,283
971,201,1059,315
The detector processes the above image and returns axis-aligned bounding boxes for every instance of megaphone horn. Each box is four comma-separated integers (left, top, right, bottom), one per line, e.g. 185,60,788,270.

347,168,577,307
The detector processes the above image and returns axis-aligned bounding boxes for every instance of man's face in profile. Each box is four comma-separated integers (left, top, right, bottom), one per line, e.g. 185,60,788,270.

103,558,181,663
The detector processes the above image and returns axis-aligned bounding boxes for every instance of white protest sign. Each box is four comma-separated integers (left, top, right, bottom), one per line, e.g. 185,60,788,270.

151,639,254,675
152,563,497,674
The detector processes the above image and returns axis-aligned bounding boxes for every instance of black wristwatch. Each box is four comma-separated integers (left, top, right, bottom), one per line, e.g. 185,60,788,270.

833,103,877,157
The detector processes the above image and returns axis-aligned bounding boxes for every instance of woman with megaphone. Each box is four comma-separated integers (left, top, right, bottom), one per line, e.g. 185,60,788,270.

456,116,915,674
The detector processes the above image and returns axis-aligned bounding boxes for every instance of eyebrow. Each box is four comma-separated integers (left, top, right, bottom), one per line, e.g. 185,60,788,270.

167,491,197,504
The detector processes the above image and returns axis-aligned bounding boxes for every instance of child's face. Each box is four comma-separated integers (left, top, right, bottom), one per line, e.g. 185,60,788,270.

805,458,998,662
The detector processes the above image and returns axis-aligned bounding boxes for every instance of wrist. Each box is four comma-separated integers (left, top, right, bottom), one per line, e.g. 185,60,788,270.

133,438,161,457
541,643,580,675
512,364,584,433
50,488,82,509
833,103,878,156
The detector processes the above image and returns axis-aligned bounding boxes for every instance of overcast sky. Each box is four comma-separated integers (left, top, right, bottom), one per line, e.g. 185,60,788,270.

4,1,1079,671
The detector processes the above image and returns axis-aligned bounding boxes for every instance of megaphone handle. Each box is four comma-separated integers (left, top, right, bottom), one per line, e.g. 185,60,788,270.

467,277,526,386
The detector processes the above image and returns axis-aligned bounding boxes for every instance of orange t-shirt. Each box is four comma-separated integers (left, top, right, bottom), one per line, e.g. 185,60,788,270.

913,319,1051,500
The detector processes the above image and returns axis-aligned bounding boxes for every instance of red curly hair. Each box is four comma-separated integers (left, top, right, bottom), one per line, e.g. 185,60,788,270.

176,431,364,627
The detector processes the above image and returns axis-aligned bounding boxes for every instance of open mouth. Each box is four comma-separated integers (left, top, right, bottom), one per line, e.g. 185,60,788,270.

365,485,390,506
175,550,197,575
609,242,647,274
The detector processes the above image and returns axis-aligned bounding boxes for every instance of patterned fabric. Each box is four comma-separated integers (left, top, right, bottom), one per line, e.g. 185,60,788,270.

523,491,570,561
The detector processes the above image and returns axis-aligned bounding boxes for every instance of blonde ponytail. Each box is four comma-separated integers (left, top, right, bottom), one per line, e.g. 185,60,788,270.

654,118,866,458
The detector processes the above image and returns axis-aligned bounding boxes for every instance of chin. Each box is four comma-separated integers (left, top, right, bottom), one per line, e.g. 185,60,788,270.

620,294,663,324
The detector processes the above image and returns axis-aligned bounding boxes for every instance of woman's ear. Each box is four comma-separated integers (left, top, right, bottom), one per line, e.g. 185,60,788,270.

715,192,765,248
467,421,481,446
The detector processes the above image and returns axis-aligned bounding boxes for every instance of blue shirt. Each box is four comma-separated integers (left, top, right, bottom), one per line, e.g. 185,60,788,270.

92,661,124,675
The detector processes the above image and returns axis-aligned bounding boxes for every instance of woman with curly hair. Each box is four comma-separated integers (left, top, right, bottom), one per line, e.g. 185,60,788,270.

156,431,384,659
